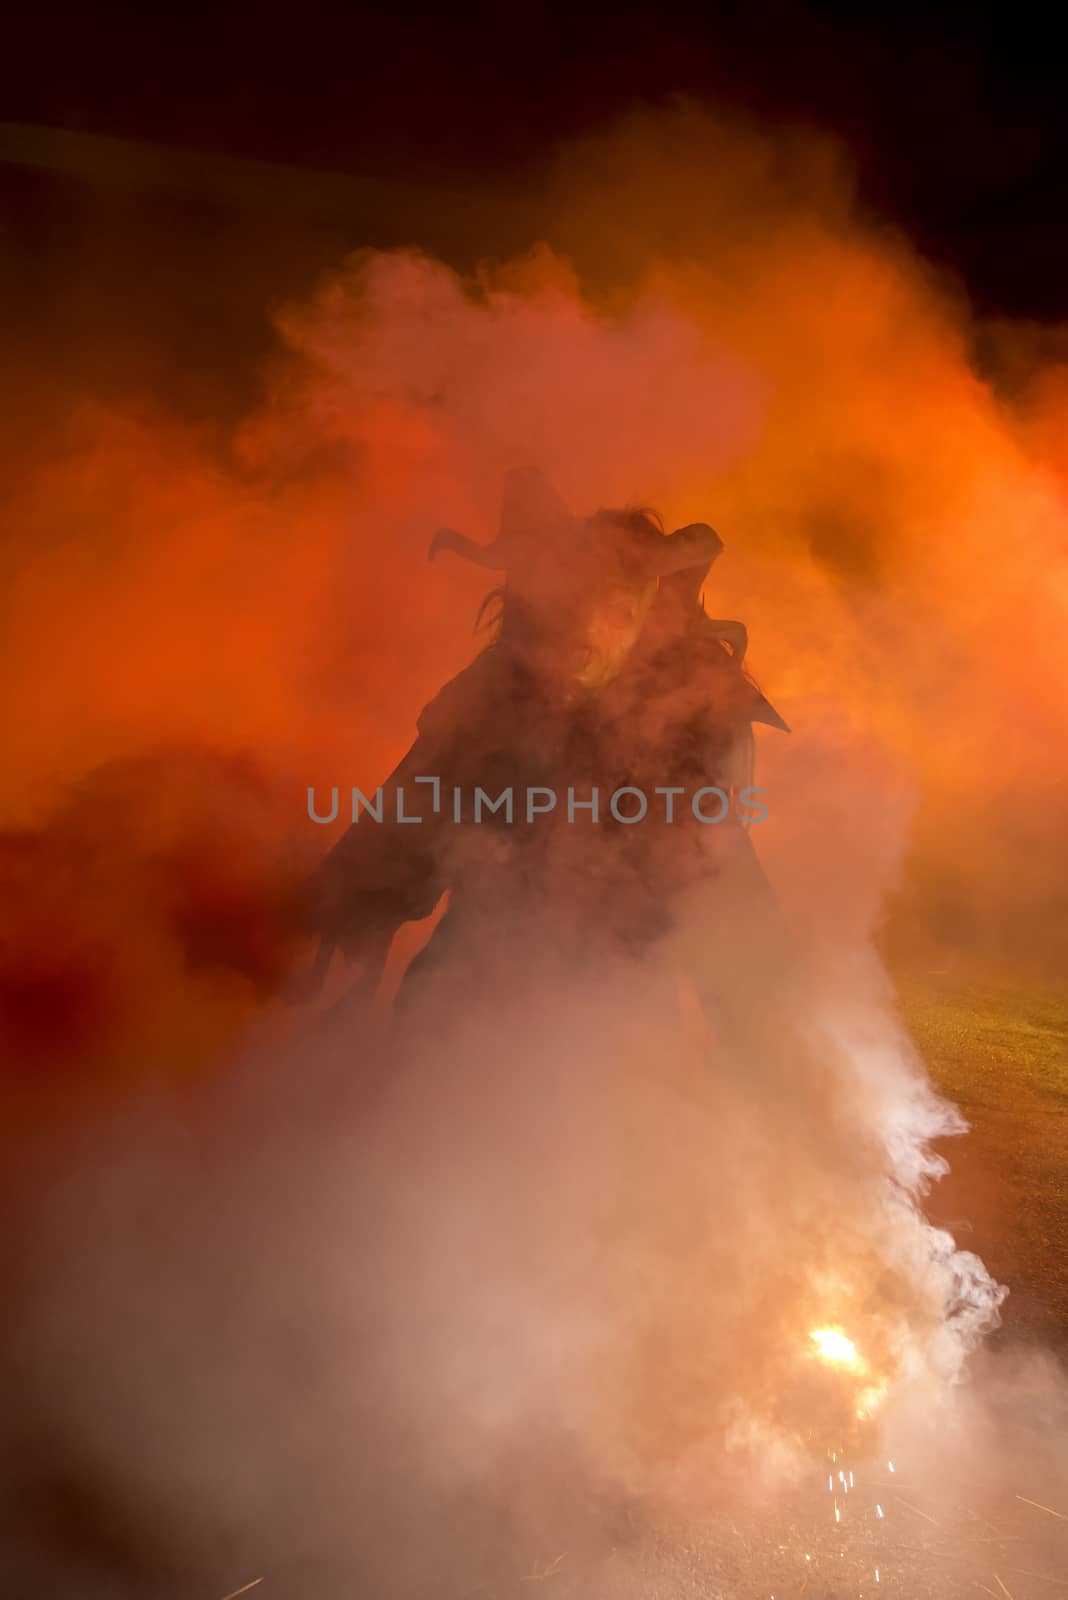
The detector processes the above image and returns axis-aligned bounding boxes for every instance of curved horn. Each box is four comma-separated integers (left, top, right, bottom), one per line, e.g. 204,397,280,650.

428,527,508,569
649,522,724,577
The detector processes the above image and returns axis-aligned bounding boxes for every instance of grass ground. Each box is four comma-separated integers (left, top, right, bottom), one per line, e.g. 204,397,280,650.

892,962,1068,1350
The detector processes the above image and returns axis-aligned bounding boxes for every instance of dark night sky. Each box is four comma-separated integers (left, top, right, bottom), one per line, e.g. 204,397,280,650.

2,0,1066,416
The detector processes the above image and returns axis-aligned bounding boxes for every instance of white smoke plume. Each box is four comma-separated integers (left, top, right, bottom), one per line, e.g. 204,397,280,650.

2,106,1066,1598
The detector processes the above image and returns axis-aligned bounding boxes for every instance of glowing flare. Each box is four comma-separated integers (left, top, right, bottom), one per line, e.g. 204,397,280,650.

809,1327,860,1366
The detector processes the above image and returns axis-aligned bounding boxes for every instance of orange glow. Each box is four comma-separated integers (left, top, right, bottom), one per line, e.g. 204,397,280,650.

1,106,1066,1084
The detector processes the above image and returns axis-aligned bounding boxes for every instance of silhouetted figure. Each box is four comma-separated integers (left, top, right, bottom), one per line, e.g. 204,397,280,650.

306,468,788,1022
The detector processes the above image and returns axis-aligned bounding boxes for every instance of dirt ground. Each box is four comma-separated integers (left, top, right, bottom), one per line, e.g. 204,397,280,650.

894,962,1068,1354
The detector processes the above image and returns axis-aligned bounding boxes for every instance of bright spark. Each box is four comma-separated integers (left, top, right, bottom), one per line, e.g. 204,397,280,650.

810,1327,860,1365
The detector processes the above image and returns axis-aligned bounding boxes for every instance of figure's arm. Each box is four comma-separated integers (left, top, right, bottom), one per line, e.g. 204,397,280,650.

305,731,449,999
303,650,499,1000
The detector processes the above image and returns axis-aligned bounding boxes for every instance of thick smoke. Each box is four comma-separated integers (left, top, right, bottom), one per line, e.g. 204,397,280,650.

1,108,1066,1596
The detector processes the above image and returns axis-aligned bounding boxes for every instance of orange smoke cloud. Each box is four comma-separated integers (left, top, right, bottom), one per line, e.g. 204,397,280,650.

2,105,1066,1081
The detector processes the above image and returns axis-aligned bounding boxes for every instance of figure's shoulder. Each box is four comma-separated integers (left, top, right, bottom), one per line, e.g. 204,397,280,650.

415,643,516,741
